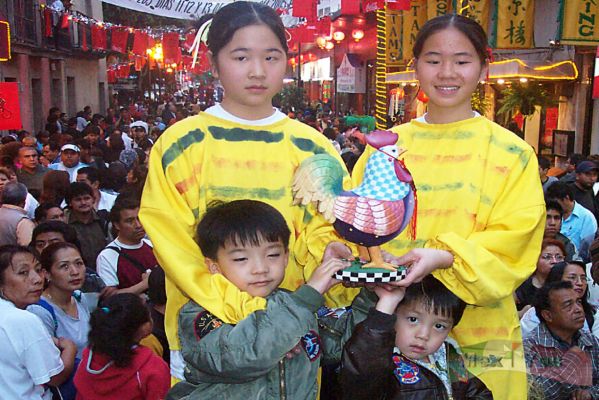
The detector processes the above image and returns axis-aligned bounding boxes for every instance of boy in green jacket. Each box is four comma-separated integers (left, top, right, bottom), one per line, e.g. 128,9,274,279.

167,200,352,399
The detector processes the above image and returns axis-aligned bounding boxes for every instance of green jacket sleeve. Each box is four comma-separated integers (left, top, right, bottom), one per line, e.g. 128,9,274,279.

179,285,324,383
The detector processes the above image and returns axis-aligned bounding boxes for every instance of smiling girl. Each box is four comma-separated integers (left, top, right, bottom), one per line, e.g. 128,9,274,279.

353,14,545,400
139,1,353,381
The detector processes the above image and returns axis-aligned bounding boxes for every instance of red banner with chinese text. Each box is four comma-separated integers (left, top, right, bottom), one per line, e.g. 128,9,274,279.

111,27,129,53
132,30,149,56
162,32,182,65
0,83,22,130
341,0,361,15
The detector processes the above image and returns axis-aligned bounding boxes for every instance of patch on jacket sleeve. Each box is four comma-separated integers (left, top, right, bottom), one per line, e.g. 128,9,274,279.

301,330,322,361
447,347,469,383
393,354,420,384
193,311,223,341
317,305,351,319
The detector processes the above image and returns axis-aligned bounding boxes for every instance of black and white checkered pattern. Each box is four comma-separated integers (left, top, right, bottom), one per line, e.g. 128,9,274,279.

334,268,408,283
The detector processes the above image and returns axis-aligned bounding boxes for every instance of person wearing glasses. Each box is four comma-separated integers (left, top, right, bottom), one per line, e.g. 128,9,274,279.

515,239,566,316
520,261,596,338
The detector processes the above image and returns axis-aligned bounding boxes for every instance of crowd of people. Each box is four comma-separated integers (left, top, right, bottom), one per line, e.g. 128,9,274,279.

0,2,598,400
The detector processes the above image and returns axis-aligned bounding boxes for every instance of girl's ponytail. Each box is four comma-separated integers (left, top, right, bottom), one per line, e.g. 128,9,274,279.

89,293,150,367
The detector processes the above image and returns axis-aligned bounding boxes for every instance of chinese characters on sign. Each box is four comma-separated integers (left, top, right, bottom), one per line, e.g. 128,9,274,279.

497,0,535,48
560,0,599,45
460,0,491,34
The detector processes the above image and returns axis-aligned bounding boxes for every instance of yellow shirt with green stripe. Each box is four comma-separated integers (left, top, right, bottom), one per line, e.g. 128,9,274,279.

353,116,545,400
140,111,357,350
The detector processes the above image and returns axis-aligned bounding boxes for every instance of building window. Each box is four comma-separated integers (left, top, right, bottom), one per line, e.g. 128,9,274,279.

13,0,36,44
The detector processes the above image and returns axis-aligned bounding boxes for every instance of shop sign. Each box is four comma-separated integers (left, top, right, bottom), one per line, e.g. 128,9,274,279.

560,0,599,45
337,54,366,93
401,0,427,61
496,0,535,48
0,83,22,130
0,20,10,61
301,58,332,82
460,0,491,34
427,0,452,19
386,10,403,65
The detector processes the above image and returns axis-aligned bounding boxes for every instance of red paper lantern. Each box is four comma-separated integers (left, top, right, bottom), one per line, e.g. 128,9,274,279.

417,89,429,103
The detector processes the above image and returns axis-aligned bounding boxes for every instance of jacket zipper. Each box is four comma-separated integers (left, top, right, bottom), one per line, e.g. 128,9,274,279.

279,359,286,400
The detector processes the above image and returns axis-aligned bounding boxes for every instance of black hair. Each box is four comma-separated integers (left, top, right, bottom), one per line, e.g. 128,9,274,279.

31,221,80,252
65,182,94,205
45,140,61,152
545,199,563,217
398,275,467,326
40,242,81,272
413,14,488,65
534,280,574,324
109,196,140,224
0,245,37,287
147,267,166,306
196,200,290,260
546,182,575,202
568,153,584,166
202,1,288,59
537,155,551,170
545,261,595,329
88,293,151,368
83,124,101,137
77,166,100,185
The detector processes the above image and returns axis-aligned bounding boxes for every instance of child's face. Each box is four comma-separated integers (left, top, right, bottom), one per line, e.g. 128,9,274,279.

207,236,288,298
394,301,454,361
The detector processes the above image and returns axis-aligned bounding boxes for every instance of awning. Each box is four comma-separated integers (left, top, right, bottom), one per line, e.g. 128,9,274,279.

386,59,578,84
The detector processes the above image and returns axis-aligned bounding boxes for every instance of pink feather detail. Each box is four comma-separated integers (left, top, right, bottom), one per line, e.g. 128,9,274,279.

334,197,405,236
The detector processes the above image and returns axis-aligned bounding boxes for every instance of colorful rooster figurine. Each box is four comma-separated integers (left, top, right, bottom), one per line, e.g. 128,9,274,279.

293,130,416,276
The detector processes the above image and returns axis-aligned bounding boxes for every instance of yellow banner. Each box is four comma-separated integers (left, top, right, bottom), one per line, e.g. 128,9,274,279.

386,10,403,66
560,0,599,45
402,0,428,60
496,0,535,48
460,0,491,34
427,0,452,19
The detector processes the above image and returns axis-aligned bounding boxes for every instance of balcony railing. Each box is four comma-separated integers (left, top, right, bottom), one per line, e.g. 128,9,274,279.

13,0,37,44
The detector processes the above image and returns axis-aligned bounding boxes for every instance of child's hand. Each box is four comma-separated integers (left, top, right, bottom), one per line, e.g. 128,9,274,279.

322,241,352,263
307,258,350,294
374,284,406,315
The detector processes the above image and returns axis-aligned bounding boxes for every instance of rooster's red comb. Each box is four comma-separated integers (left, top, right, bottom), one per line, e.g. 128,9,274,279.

366,130,399,150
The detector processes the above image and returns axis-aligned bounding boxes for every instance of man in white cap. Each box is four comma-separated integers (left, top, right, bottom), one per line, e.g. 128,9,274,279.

130,120,153,149
48,143,90,182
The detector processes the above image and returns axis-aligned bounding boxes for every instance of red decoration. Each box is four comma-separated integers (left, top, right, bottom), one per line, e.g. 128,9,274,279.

117,64,130,79
79,23,88,51
162,32,181,64
292,0,316,19
0,20,10,61
43,8,53,37
0,83,22,130
594,47,599,99
386,0,411,11
91,24,107,50
132,30,149,56
341,0,361,15
59,13,69,30
107,68,117,83
416,90,429,103
111,27,129,53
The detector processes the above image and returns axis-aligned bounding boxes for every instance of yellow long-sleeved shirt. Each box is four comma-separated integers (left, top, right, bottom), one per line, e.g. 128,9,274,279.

353,116,545,400
139,112,357,349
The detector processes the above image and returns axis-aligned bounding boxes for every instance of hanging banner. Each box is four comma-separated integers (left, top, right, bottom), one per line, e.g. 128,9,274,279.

593,47,599,99
101,0,299,26
459,0,490,33
427,0,451,19
496,0,534,48
0,83,22,130
560,0,599,45
0,20,10,61
401,0,427,61
386,10,403,65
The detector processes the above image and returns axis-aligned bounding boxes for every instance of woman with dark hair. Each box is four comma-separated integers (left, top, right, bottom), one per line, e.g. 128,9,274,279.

0,245,76,399
27,243,91,358
520,261,596,337
40,170,71,206
74,293,170,400
515,238,566,314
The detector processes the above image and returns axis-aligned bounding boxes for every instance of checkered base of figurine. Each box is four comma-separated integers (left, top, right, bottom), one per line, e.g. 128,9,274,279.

334,258,408,283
